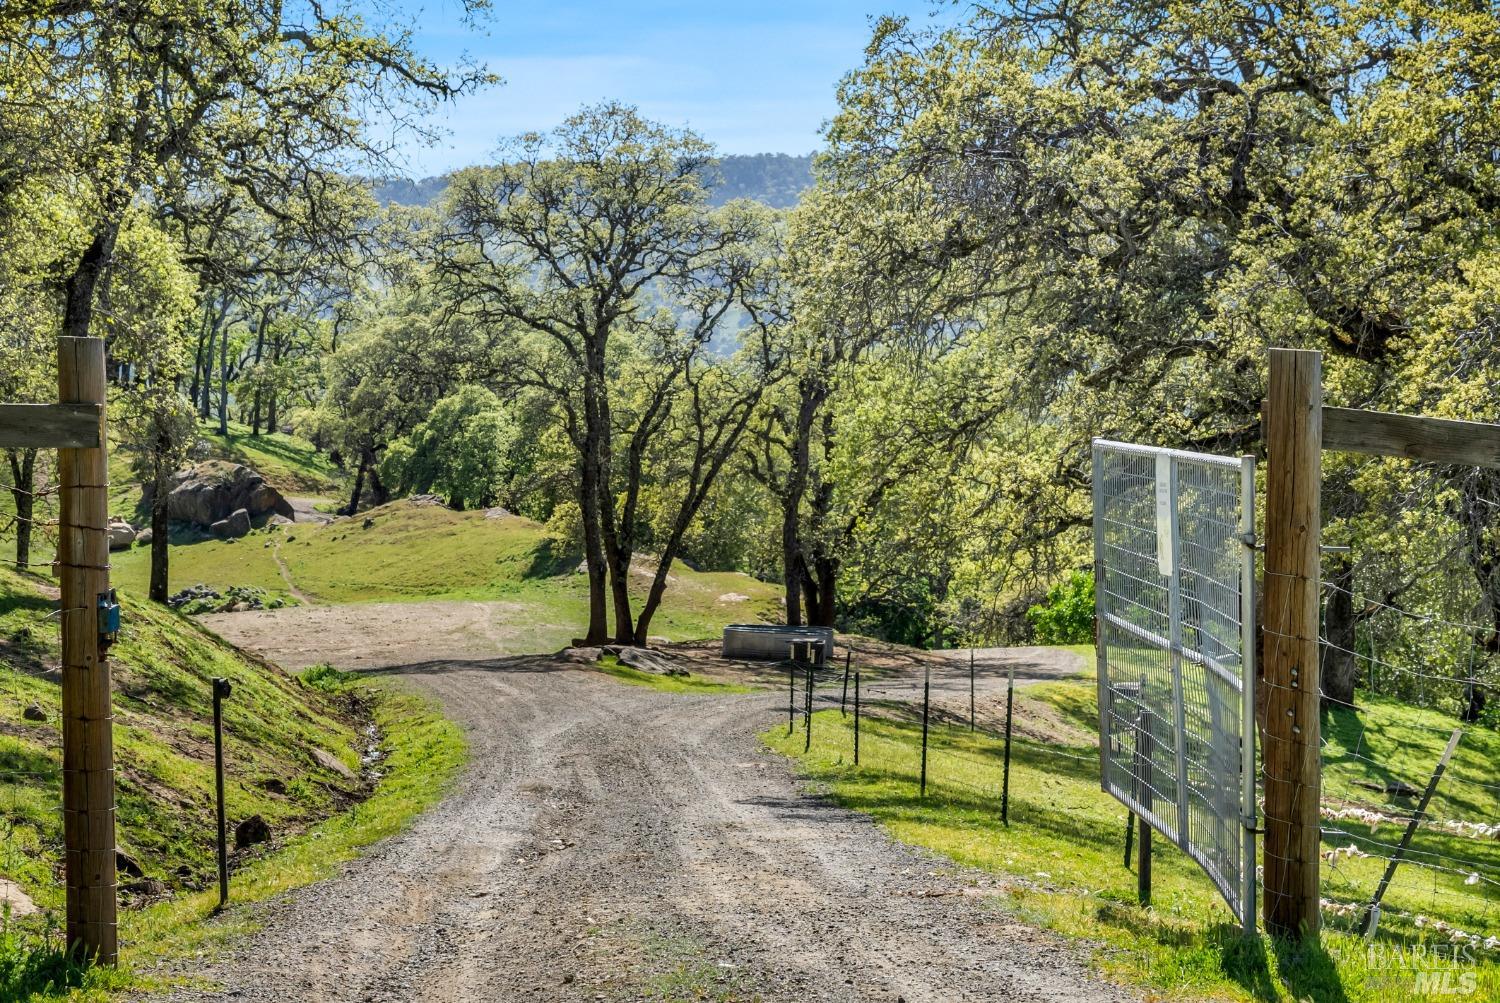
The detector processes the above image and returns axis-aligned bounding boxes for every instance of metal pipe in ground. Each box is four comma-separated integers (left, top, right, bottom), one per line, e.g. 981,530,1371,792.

787,661,794,736
1001,662,1014,825
804,663,813,753
854,671,861,765
213,677,233,909
969,648,975,731
920,666,930,797
841,649,851,716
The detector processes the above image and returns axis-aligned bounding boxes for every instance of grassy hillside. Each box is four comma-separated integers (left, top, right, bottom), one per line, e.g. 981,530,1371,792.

0,567,464,999
109,500,782,641
765,664,1500,1003
0,566,366,911
107,420,345,522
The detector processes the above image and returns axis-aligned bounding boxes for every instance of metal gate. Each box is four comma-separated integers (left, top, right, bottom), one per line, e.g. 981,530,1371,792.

1091,439,1258,932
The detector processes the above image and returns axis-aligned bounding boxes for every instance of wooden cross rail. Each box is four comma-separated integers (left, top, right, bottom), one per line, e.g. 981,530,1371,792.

0,403,102,449
0,338,116,964
1260,403,1500,471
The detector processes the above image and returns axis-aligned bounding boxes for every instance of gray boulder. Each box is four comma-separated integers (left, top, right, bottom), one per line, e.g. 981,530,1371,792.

107,518,137,551
617,646,690,677
310,747,355,780
210,508,252,540
146,461,294,529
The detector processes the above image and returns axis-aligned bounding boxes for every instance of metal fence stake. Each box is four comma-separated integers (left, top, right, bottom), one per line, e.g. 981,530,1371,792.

841,649,851,717
854,671,860,766
969,648,976,731
788,661,794,736
804,663,813,753
1001,662,1014,825
920,666,930,797
213,677,233,909
1362,728,1463,938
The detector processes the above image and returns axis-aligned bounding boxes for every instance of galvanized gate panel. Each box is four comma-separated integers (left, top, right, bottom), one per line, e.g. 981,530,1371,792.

1092,439,1258,932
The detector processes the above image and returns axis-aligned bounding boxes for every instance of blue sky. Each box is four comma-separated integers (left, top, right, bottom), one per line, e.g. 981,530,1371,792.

372,1,950,177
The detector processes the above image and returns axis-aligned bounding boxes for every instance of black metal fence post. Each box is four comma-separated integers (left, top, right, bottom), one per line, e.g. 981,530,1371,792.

853,671,861,765
1001,662,1014,825
969,648,975,731
804,662,814,753
919,666,930,797
212,677,233,909
788,660,794,736
1137,723,1154,907
841,649,851,716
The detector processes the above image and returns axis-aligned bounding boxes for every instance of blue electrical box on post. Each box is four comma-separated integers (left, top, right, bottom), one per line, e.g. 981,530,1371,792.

97,590,120,646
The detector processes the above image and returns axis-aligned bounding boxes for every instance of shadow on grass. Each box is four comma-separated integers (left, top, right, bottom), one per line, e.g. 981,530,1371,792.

0,740,59,782
523,539,579,580
368,655,570,679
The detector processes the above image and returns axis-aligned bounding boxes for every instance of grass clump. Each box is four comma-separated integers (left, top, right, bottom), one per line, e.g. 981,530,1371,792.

595,655,751,695
761,685,1500,1003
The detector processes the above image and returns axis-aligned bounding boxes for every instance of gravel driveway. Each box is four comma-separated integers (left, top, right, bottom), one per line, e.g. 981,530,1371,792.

152,652,1134,1003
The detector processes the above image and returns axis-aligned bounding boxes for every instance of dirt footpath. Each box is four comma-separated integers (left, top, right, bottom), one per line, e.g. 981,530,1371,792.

155,648,1132,1002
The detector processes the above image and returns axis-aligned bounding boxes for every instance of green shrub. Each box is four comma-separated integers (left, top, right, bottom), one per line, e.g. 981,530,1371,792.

1026,570,1095,644
0,909,90,1002
298,663,356,694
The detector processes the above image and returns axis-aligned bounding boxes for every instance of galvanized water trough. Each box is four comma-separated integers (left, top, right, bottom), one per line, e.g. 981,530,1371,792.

722,624,834,665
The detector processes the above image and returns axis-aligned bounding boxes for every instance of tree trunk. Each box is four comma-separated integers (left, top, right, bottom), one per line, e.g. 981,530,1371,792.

343,453,368,516
577,451,610,645
366,456,389,507
61,224,119,341
149,472,171,603
8,449,37,571
808,551,838,628
1456,469,1500,723
189,313,207,415
217,311,230,436
782,502,804,627
779,379,824,626
249,308,268,435
1320,557,1359,708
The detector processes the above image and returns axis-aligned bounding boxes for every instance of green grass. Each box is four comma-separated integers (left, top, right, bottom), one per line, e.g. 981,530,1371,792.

109,672,464,992
107,528,295,606
108,501,781,646
0,567,364,912
761,680,1500,1003
595,655,752,694
0,566,463,999
106,420,345,524
6,668,464,1001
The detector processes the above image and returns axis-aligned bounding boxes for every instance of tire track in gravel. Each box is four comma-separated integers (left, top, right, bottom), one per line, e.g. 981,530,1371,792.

152,654,1137,1003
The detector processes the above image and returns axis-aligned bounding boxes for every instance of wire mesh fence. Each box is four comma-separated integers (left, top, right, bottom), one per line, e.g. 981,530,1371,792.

1091,439,1257,931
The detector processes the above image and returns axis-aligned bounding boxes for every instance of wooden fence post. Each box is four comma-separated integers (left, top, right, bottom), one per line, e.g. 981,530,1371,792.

58,337,116,963
1262,348,1323,940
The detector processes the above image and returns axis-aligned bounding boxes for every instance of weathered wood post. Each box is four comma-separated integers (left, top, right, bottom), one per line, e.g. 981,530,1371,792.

1261,348,1323,940
57,337,117,963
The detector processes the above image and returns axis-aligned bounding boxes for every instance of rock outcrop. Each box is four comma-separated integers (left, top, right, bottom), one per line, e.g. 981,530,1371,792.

210,507,253,539
107,518,137,551
145,461,294,529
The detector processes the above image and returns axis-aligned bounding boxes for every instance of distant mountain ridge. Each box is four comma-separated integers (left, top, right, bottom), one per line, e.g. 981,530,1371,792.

371,153,814,210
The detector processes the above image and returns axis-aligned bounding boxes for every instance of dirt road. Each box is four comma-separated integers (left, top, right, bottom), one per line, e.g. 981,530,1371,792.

158,645,1132,1002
